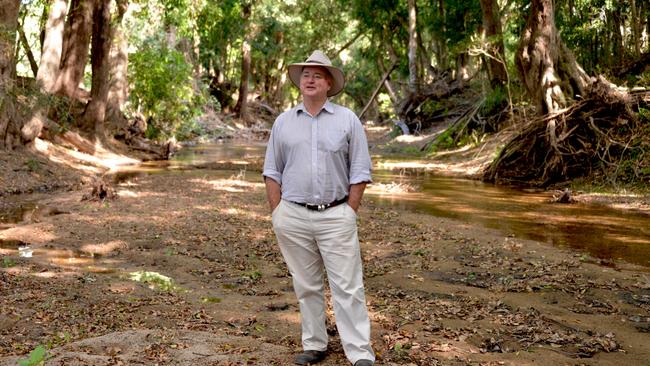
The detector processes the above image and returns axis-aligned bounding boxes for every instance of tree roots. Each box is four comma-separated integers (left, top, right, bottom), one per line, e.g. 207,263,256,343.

484,77,649,187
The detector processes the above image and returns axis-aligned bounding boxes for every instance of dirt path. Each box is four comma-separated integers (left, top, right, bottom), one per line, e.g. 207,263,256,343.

1,158,650,365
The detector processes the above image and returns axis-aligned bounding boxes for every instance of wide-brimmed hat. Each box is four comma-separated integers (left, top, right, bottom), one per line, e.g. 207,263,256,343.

287,50,345,97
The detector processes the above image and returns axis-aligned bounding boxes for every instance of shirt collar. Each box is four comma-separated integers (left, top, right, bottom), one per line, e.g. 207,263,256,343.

296,101,334,116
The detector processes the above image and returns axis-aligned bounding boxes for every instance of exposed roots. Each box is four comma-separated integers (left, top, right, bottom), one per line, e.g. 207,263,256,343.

484,77,649,187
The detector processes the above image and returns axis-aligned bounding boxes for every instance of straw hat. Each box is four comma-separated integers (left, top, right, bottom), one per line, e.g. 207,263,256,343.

287,50,345,97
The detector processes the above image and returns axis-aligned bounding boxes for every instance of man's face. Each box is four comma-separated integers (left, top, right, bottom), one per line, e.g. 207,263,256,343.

300,66,332,99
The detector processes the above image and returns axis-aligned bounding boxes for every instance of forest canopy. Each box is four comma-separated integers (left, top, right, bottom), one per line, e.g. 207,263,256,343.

1,0,649,186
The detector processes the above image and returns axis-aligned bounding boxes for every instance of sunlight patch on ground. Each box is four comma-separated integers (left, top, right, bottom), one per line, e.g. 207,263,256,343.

115,191,166,199
219,207,268,221
192,178,264,193
117,189,139,198
276,312,301,325
33,270,85,278
81,240,129,255
394,134,430,143
0,225,56,244
34,138,140,172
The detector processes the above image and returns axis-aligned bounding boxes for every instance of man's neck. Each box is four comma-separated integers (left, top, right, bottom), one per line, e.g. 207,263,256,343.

303,96,327,116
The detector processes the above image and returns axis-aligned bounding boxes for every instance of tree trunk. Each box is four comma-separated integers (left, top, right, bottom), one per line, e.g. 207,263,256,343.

0,0,22,149
18,22,39,77
377,55,399,104
407,0,418,94
456,52,469,82
479,0,507,88
515,0,591,115
81,0,112,138
106,0,129,125
610,4,624,68
56,0,93,99
234,1,252,124
37,0,68,93
630,0,641,57
434,0,447,70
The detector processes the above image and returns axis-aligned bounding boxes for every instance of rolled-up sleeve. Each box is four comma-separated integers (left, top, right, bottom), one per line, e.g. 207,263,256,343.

348,114,372,185
263,122,283,185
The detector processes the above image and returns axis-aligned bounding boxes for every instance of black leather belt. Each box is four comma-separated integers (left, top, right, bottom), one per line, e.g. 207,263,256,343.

290,196,348,212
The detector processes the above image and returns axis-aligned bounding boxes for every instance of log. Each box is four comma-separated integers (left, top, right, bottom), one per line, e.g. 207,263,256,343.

358,62,398,120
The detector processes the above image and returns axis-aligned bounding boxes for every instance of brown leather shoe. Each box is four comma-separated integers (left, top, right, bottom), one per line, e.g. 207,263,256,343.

354,360,374,366
294,350,327,365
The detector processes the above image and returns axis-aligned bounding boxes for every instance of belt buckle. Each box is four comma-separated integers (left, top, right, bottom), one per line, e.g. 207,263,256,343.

317,204,326,212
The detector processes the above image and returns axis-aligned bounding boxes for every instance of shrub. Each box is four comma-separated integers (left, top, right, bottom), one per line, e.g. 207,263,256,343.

128,37,206,141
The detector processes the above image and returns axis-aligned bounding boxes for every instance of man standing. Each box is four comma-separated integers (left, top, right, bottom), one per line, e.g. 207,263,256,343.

263,50,375,366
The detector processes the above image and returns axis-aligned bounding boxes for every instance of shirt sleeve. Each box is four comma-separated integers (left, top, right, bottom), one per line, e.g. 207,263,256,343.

348,113,372,185
262,119,284,185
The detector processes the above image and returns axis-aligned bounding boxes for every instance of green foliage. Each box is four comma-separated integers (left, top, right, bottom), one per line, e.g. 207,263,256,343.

128,270,180,292
175,118,206,141
243,270,262,282
24,159,40,172
2,257,17,268
45,95,74,131
128,37,205,141
639,108,650,124
637,73,650,88
17,345,47,366
482,86,508,117
201,296,222,303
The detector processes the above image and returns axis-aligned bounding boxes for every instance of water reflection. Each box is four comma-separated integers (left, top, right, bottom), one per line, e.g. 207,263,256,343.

371,170,650,267
2,142,648,269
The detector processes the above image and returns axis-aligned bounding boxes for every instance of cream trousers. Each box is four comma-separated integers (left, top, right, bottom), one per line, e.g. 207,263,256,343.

272,199,375,364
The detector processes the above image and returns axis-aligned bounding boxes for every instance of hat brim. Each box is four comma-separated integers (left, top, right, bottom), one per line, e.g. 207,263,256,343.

288,63,345,97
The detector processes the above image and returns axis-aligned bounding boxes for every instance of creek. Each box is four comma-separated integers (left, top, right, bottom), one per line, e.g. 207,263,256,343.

1,142,649,268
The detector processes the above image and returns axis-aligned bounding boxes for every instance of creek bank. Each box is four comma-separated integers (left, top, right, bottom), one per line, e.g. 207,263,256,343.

1,147,650,365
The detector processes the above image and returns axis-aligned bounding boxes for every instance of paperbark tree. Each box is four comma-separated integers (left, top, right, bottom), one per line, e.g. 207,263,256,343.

234,1,252,124
106,0,129,124
479,0,507,88
0,0,22,149
56,0,93,99
515,0,591,115
407,0,418,94
81,0,112,137
434,0,447,70
37,0,68,93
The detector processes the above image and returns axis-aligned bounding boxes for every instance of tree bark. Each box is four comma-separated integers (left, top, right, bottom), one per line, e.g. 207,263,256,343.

81,0,112,138
0,0,21,149
515,0,591,115
407,0,418,94
630,0,641,57
234,1,252,124
106,0,129,125
358,62,397,119
479,0,507,88
56,0,93,99
434,0,447,70
18,22,39,77
456,52,469,82
37,0,68,93
610,4,624,68
377,55,399,104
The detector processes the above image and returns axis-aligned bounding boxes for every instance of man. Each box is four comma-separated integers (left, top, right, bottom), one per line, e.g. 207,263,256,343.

263,50,375,366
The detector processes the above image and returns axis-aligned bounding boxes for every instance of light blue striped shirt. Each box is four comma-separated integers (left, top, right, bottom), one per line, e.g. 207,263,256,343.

263,101,372,205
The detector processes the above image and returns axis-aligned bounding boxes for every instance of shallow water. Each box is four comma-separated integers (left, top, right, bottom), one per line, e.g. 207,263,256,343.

371,169,650,267
2,142,649,268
